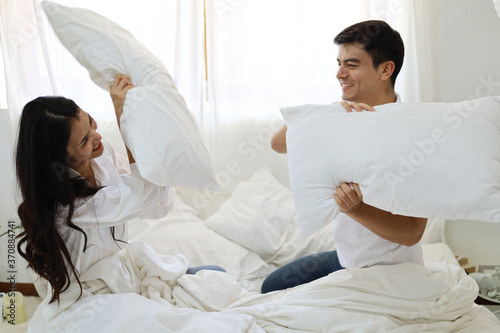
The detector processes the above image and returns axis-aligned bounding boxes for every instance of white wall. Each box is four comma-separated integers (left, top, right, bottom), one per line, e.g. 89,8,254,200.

0,112,34,283
433,0,500,102
432,0,500,267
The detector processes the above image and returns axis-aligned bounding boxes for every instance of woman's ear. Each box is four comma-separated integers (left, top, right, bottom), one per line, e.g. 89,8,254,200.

379,61,395,81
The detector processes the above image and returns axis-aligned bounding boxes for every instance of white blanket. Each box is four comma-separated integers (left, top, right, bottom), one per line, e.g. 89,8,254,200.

173,262,500,332
28,243,500,332
22,167,500,332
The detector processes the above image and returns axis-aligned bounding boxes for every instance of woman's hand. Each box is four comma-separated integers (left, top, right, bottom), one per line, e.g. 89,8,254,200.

334,182,364,213
110,74,136,164
110,74,134,120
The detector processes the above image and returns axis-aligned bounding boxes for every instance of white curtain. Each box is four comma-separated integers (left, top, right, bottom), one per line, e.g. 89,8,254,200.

203,0,368,161
205,0,366,123
202,0,438,155
0,1,53,283
362,0,438,103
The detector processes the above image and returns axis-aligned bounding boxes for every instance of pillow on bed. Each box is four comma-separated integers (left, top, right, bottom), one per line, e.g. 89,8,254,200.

205,165,297,261
282,96,500,239
42,2,216,189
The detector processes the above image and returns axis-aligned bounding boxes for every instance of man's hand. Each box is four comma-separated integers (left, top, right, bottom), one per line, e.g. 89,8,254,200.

110,74,134,119
334,182,363,213
338,101,375,113
334,182,428,246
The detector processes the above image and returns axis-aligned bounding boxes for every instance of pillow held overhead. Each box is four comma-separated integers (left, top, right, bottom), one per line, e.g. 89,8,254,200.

42,1,217,189
282,97,500,239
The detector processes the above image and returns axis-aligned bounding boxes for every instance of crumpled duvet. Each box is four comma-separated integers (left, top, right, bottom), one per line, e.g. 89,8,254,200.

28,242,500,333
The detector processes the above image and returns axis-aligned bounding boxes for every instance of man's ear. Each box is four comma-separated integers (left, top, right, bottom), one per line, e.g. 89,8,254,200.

379,61,395,81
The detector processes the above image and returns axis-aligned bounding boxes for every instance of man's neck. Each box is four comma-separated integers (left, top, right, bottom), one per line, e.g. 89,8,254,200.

361,91,397,106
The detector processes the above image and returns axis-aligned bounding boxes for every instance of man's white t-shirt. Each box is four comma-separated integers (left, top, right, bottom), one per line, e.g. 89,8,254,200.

333,93,424,268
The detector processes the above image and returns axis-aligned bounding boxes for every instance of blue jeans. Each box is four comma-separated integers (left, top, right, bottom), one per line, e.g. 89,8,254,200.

261,250,343,293
186,265,226,275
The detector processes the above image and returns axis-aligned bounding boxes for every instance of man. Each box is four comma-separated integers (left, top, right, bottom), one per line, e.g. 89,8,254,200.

262,20,427,293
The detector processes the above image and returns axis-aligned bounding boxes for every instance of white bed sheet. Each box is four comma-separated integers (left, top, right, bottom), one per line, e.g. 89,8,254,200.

10,253,499,333
3,167,500,332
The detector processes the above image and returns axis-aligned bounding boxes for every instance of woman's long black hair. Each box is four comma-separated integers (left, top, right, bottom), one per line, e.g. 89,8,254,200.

15,96,100,304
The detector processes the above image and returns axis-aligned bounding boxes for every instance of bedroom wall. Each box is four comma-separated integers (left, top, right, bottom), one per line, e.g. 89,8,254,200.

431,0,500,267
0,113,33,283
432,0,500,103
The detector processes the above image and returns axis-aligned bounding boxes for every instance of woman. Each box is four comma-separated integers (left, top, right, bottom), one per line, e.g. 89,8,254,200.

16,75,221,305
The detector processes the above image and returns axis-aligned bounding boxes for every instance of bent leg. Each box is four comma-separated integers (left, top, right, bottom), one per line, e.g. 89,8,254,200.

261,250,342,293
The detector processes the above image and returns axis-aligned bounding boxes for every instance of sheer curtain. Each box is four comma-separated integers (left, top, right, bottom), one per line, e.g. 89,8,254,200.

1,0,203,147
203,0,368,166
362,0,438,103
0,0,204,282
0,1,55,283
203,0,437,153
205,0,366,122
205,0,439,123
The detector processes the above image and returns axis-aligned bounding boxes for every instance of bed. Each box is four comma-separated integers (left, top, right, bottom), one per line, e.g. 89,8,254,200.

3,149,500,332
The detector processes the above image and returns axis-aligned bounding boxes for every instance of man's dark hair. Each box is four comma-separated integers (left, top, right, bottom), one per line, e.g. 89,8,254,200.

334,20,404,87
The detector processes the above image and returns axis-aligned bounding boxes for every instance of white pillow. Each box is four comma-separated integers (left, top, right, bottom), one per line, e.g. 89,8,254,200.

282,97,500,239
205,165,297,261
42,2,217,189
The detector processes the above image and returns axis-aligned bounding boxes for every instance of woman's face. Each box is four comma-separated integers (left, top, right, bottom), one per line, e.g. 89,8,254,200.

66,108,103,174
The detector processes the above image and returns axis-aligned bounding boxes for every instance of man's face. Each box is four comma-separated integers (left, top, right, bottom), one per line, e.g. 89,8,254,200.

336,43,383,105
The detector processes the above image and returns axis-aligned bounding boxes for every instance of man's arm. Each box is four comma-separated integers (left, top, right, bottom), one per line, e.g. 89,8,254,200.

334,183,427,246
271,123,288,153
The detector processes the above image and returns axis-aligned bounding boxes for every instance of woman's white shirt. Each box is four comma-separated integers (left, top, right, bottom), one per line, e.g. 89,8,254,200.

57,141,175,275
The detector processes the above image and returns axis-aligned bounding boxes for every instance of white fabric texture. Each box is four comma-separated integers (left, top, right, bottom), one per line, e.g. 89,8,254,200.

30,292,264,333
330,93,424,269
12,165,500,332
27,259,500,333
205,165,297,262
130,212,271,283
29,143,181,330
42,1,217,189
129,166,338,292
57,142,175,280
333,212,424,268
282,96,500,239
